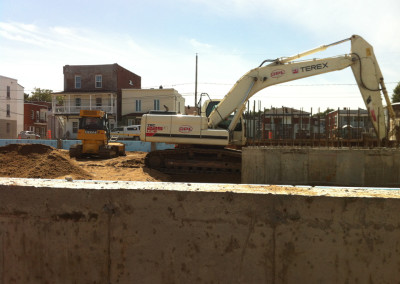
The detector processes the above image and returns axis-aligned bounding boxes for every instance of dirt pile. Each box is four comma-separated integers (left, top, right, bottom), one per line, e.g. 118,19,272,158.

74,151,171,182
0,144,239,183
0,144,93,180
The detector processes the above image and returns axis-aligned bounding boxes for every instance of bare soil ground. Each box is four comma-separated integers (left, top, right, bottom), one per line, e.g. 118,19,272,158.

0,144,241,183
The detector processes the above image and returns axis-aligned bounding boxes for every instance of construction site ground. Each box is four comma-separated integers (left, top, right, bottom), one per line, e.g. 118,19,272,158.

0,144,241,184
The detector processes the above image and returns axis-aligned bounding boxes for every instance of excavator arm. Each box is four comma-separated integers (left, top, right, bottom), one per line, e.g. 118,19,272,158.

141,35,395,173
208,35,390,141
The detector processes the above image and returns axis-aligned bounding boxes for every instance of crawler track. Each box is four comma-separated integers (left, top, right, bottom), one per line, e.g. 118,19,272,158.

145,147,242,174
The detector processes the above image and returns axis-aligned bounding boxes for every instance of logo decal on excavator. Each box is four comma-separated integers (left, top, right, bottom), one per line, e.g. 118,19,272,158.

271,69,285,78
370,109,377,121
146,124,164,136
300,62,328,72
179,125,193,133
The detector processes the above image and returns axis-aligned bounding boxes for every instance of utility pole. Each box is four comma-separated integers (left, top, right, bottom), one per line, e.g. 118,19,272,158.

195,53,198,113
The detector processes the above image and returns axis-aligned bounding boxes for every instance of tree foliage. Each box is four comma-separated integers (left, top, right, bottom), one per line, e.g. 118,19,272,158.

25,87,53,102
392,82,400,103
313,108,334,117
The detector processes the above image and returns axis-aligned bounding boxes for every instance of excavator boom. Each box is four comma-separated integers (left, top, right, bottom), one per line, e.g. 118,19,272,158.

208,35,388,140
141,35,393,173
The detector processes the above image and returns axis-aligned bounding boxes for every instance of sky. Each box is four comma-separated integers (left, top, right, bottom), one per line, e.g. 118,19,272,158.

1,0,399,112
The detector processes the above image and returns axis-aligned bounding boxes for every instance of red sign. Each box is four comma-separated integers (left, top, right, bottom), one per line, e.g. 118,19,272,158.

271,69,285,78
146,124,164,136
370,109,377,121
179,125,193,133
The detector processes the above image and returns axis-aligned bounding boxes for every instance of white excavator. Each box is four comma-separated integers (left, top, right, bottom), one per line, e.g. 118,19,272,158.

140,35,397,172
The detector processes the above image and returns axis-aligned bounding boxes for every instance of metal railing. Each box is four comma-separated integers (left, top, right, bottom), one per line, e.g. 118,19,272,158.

54,105,116,114
244,104,399,148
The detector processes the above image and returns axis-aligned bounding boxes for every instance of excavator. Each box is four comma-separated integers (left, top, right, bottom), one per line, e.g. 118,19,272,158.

140,35,397,173
69,110,126,159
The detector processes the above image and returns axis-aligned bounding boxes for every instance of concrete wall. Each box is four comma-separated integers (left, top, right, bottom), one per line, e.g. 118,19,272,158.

0,178,400,283
243,147,400,187
0,139,174,152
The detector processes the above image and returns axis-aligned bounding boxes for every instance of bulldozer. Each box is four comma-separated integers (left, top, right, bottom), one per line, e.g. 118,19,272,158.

69,110,125,159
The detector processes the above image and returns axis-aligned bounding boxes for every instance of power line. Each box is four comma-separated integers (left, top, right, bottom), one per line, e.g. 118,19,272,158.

0,81,397,93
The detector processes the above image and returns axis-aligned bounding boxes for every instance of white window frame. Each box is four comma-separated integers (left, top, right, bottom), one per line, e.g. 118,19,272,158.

154,99,160,111
95,75,102,88
72,121,78,133
96,97,102,107
75,75,81,89
135,100,141,112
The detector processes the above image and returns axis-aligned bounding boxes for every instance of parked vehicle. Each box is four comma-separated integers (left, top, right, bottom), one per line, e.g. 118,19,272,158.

110,125,141,140
19,131,40,139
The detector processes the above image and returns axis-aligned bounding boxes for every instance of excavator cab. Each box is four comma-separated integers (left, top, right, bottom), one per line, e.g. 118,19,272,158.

203,100,243,132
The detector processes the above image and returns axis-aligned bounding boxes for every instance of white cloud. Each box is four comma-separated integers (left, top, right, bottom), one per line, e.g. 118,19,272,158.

189,38,212,49
0,8,398,111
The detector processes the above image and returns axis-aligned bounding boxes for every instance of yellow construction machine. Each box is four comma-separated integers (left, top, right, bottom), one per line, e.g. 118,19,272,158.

69,110,125,159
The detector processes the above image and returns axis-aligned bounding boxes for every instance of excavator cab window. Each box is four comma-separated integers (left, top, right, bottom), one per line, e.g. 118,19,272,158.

79,117,104,131
205,101,242,131
205,101,220,118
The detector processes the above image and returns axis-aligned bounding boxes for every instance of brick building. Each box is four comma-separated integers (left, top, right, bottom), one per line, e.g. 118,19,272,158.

52,64,141,139
260,107,312,139
23,101,52,138
325,108,373,139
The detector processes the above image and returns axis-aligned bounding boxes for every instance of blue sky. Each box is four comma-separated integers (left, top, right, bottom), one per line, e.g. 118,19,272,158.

1,0,399,111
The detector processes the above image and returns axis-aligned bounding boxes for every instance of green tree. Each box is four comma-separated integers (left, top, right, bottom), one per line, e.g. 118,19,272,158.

313,108,334,117
392,82,400,103
26,87,53,102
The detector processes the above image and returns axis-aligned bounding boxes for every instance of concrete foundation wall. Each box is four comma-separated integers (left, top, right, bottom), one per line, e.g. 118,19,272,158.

243,147,400,187
0,178,400,283
0,139,174,152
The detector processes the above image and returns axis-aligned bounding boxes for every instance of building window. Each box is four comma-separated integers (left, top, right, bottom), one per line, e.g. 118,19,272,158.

6,104,10,117
95,75,102,88
96,97,102,107
154,99,160,111
75,76,81,89
7,86,10,99
75,98,81,107
40,111,46,122
6,123,10,133
135,100,141,112
72,122,78,133
31,110,35,120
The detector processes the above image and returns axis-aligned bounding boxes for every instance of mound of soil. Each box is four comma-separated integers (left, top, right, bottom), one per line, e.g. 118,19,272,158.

0,144,239,183
0,144,93,180
74,151,171,182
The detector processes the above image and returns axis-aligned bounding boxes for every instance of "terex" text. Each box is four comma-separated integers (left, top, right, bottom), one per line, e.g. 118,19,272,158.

300,62,328,72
